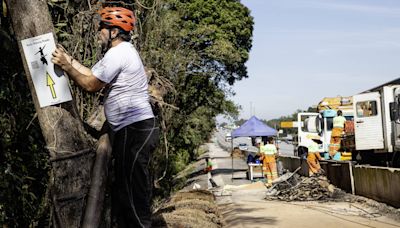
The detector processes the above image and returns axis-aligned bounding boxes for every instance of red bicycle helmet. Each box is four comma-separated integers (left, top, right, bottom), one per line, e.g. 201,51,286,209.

99,7,135,32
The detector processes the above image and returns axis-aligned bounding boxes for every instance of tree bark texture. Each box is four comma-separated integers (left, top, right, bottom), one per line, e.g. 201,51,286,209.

82,133,112,228
7,0,95,227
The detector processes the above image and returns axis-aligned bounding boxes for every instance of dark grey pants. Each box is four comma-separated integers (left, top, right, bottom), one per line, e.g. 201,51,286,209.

111,118,159,228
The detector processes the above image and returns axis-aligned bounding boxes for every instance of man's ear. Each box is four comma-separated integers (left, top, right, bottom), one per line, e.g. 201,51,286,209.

111,28,119,39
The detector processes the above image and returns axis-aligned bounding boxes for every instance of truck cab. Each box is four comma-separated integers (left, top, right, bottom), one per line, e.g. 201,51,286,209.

296,112,323,158
351,84,400,166
296,111,352,160
296,97,354,160
225,132,232,142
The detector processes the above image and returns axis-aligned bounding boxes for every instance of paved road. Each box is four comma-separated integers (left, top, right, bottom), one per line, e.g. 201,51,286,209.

216,129,296,156
206,134,400,228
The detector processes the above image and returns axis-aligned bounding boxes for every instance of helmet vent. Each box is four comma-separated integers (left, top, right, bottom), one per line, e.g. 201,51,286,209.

99,7,135,32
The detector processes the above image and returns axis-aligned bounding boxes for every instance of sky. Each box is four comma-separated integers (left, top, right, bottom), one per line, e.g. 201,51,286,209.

231,0,400,121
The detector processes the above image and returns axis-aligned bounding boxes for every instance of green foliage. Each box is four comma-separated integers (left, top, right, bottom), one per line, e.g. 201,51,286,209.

1,1,253,225
170,0,253,85
139,0,252,197
234,118,247,126
1,1,98,226
48,0,103,120
171,149,191,174
0,27,49,226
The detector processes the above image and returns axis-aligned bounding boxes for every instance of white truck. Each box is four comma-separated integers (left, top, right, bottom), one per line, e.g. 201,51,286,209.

296,97,353,160
296,80,400,167
346,83,400,166
225,132,232,142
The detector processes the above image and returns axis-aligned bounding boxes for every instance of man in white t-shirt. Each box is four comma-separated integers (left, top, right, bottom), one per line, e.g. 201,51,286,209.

52,7,158,228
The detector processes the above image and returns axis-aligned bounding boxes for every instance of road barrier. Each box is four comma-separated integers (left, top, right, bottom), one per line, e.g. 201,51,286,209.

278,156,308,176
353,165,400,208
319,160,354,194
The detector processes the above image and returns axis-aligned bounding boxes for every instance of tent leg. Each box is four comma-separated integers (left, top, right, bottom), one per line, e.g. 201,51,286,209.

231,138,234,182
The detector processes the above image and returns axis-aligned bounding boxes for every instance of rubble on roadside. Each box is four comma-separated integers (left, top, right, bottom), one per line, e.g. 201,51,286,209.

350,195,400,222
265,171,400,223
265,173,346,201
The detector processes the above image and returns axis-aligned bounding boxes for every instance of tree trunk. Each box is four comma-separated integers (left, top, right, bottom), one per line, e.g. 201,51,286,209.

7,0,95,227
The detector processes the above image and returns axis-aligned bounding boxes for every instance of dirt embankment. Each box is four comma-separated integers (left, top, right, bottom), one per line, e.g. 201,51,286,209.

152,190,223,228
151,144,223,228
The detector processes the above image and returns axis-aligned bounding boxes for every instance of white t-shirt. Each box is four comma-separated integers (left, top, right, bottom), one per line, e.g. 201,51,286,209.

92,42,154,131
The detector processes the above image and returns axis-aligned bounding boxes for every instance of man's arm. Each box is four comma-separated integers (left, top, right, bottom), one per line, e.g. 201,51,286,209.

51,46,105,92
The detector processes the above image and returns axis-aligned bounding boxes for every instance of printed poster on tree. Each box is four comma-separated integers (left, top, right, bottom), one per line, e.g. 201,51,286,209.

21,32,72,107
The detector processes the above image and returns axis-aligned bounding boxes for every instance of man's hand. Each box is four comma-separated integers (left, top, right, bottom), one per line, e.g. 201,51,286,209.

51,44,72,71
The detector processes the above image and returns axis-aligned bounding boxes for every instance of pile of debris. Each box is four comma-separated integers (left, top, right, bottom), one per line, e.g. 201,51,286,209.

265,173,346,201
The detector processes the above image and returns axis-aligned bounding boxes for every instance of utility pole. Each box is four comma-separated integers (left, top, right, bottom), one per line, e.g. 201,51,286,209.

250,101,253,117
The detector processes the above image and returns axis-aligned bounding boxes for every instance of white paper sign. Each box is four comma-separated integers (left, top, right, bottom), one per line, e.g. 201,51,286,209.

21,32,72,107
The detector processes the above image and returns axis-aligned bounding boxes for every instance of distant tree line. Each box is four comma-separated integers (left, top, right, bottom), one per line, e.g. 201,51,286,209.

228,106,317,136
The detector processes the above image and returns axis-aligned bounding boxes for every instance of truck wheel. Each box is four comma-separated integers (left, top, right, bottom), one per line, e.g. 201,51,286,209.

297,147,308,160
392,151,400,168
352,151,360,162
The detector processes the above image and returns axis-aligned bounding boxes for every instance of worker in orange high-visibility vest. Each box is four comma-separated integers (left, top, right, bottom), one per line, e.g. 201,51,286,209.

259,137,278,186
329,110,346,159
307,137,324,176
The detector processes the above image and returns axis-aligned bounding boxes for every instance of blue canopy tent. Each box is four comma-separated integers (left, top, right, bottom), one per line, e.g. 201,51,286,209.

232,116,277,138
230,116,278,180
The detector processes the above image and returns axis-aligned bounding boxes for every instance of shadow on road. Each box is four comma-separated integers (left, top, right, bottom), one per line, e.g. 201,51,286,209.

187,169,205,179
225,215,278,226
211,168,247,175
220,203,278,226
